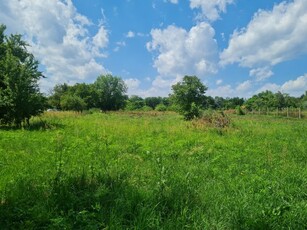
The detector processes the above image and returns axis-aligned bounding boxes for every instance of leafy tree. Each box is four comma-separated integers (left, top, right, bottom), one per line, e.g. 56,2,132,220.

48,83,69,110
0,25,46,127
126,95,145,111
202,96,216,109
214,96,225,109
94,74,127,111
300,91,307,109
60,95,86,112
145,97,163,109
245,90,301,111
224,97,244,109
274,91,286,109
68,83,98,109
170,75,207,120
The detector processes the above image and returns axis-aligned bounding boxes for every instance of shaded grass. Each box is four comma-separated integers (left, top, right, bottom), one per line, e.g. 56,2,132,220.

0,112,307,229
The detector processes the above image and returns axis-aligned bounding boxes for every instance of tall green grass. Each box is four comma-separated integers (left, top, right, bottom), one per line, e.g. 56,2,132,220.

0,112,306,229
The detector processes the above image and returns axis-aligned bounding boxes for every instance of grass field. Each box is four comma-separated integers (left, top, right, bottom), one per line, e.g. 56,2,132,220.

0,111,306,229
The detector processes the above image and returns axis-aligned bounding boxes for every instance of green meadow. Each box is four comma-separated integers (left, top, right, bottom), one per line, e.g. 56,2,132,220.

0,111,306,229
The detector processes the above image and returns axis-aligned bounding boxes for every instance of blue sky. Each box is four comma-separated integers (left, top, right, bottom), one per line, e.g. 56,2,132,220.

0,0,306,98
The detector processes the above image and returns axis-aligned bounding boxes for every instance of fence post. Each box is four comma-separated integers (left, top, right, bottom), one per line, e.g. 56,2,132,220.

299,108,301,119
287,107,289,118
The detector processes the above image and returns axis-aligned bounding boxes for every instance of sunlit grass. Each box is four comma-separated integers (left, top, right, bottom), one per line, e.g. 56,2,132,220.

0,111,306,229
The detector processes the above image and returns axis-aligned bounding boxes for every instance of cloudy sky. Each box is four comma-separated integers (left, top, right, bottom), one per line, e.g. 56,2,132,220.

0,0,306,98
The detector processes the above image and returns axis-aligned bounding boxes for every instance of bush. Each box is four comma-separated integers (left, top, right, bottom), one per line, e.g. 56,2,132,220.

141,106,153,112
236,106,245,115
200,110,231,128
87,108,101,114
155,103,167,112
183,103,201,120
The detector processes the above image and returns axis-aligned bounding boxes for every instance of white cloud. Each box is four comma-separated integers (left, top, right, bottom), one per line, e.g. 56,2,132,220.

220,0,307,68
147,22,218,78
281,74,307,96
256,83,281,95
249,67,274,81
114,41,126,52
126,31,135,38
216,79,223,85
256,74,307,97
166,0,179,4
0,0,109,92
190,0,234,21
124,78,141,95
93,26,109,50
124,75,182,97
236,80,252,92
207,80,254,98
207,85,234,98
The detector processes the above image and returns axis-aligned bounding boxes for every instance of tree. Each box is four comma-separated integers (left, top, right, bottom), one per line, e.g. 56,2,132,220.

68,83,98,109
126,95,145,111
170,75,207,120
60,95,86,112
48,83,69,110
0,25,45,127
145,97,163,109
94,74,127,111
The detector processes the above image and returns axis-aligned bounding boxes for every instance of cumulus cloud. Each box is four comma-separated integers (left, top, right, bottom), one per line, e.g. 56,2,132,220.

124,78,141,94
145,22,218,97
190,0,234,21
256,74,307,96
208,80,253,98
236,80,252,92
207,85,234,97
249,67,274,81
220,0,307,68
0,0,109,92
147,22,218,78
280,74,307,96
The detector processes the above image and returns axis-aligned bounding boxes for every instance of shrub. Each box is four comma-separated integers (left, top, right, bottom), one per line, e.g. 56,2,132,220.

200,110,231,128
236,106,245,115
141,106,153,112
155,103,167,112
183,102,201,120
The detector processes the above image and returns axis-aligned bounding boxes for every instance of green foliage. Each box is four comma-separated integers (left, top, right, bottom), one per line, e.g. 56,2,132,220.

48,83,70,110
245,90,300,111
144,96,163,109
171,75,207,120
155,103,167,111
60,95,86,112
125,95,145,111
0,24,45,127
141,105,153,111
94,74,127,111
183,102,201,120
236,106,245,115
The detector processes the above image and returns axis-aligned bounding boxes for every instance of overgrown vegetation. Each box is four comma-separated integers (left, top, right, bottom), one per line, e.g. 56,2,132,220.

1,112,306,229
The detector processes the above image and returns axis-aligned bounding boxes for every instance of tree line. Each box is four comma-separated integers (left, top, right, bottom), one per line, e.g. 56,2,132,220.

47,76,306,115
1,24,307,126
